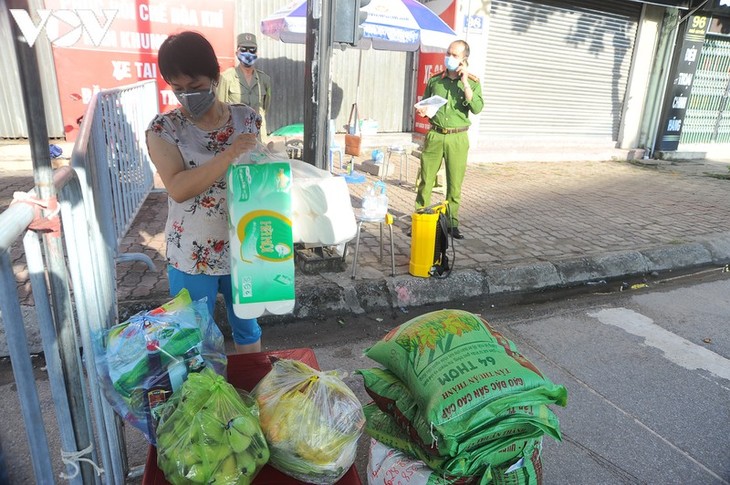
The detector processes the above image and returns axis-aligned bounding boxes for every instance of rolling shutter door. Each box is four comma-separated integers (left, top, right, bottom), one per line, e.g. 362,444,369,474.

481,0,641,142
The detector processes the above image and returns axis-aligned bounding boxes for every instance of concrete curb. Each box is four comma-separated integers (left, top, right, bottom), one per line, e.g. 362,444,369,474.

554,251,648,286
281,231,730,319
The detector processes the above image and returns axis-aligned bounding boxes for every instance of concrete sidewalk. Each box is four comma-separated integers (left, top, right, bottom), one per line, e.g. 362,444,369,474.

2,139,730,348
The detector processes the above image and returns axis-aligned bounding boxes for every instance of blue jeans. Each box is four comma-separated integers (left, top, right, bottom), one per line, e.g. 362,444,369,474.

167,266,261,345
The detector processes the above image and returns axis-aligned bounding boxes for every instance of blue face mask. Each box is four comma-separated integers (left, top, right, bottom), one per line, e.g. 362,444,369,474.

444,56,461,72
238,52,257,66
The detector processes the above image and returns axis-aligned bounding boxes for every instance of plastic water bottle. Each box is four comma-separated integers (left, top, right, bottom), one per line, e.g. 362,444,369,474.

372,149,384,164
362,187,378,219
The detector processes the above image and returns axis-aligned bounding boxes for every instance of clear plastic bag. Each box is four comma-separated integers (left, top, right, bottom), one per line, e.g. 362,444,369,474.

252,359,365,484
234,141,290,165
94,289,227,444
361,181,388,221
156,368,269,485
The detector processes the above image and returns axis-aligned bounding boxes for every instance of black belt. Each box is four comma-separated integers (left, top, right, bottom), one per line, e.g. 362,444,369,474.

430,125,469,134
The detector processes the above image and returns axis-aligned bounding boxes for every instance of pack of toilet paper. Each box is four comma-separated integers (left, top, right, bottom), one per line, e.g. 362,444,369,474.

289,160,357,246
227,162,296,319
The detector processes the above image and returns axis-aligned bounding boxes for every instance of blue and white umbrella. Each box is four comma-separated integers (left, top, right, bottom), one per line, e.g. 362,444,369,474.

261,0,457,52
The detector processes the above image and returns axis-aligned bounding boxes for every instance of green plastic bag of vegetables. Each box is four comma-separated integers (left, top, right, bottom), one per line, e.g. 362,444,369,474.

156,368,269,485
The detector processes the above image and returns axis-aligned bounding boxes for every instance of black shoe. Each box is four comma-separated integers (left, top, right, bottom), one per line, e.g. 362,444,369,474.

450,227,464,239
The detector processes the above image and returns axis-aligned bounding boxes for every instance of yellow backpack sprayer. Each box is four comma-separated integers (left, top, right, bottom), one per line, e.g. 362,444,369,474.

409,202,453,278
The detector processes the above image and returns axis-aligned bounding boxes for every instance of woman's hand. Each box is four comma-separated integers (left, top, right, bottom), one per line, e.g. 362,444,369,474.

228,133,258,162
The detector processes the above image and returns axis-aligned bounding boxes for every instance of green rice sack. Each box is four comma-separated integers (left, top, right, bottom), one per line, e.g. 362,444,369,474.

358,367,561,458
364,310,567,455
363,403,543,482
489,444,543,485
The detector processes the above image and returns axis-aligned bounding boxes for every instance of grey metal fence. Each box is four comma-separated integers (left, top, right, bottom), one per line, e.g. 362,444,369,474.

0,200,58,484
0,166,128,484
0,79,162,483
73,80,159,268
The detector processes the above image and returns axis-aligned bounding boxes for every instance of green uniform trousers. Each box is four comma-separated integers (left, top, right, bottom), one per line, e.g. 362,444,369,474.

415,130,469,228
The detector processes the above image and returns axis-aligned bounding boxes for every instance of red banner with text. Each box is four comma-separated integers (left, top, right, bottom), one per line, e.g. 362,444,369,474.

41,0,235,141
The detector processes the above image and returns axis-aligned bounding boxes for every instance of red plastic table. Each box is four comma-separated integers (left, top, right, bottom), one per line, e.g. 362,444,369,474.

141,348,361,485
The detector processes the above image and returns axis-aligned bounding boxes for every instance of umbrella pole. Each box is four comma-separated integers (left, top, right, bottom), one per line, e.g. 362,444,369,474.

303,0,334,169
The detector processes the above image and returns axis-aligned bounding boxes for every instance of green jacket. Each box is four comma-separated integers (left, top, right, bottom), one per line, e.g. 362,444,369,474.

217,66,271,113
423,71,483,129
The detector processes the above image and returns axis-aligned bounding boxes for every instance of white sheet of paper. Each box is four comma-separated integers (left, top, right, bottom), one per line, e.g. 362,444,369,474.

414,95,447,118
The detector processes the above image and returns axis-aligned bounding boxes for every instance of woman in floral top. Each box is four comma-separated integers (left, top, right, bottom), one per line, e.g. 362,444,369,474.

146,31,262,354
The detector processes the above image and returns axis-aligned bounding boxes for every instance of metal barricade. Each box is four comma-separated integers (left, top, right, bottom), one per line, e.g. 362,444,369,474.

72,80,159,268
0,166,128,483
0,79,161,483
0,201,57,484
4,24,151,483
56,165,129,484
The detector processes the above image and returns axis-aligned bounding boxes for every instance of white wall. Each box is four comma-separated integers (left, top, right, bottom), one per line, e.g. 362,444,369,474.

618,4,665,149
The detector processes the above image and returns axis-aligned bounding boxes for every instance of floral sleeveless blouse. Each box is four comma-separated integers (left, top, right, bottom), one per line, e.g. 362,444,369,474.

146,104,260,275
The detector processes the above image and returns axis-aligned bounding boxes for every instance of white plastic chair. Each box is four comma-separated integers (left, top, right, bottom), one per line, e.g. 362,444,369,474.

382,145,409,184
351,210,395,279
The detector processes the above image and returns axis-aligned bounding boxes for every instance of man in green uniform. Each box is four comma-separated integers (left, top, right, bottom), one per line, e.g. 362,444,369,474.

217,33,272,138
415,40,483,239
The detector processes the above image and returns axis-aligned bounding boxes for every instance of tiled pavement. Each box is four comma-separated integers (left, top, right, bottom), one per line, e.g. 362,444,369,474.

2,140,730,314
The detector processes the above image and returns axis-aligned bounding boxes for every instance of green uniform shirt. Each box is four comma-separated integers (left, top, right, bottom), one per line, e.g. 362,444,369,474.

217,66,272,113
423,71,484,129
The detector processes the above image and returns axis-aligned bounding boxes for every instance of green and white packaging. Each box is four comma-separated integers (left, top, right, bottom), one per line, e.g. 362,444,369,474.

227,162,295,318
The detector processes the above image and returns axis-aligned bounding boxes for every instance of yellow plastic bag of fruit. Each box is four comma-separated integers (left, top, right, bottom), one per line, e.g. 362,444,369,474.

155,368,269,485
252,359,365,485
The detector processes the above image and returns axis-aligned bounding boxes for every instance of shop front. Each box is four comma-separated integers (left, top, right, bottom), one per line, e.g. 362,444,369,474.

416,0,701,159
679,5,730,152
